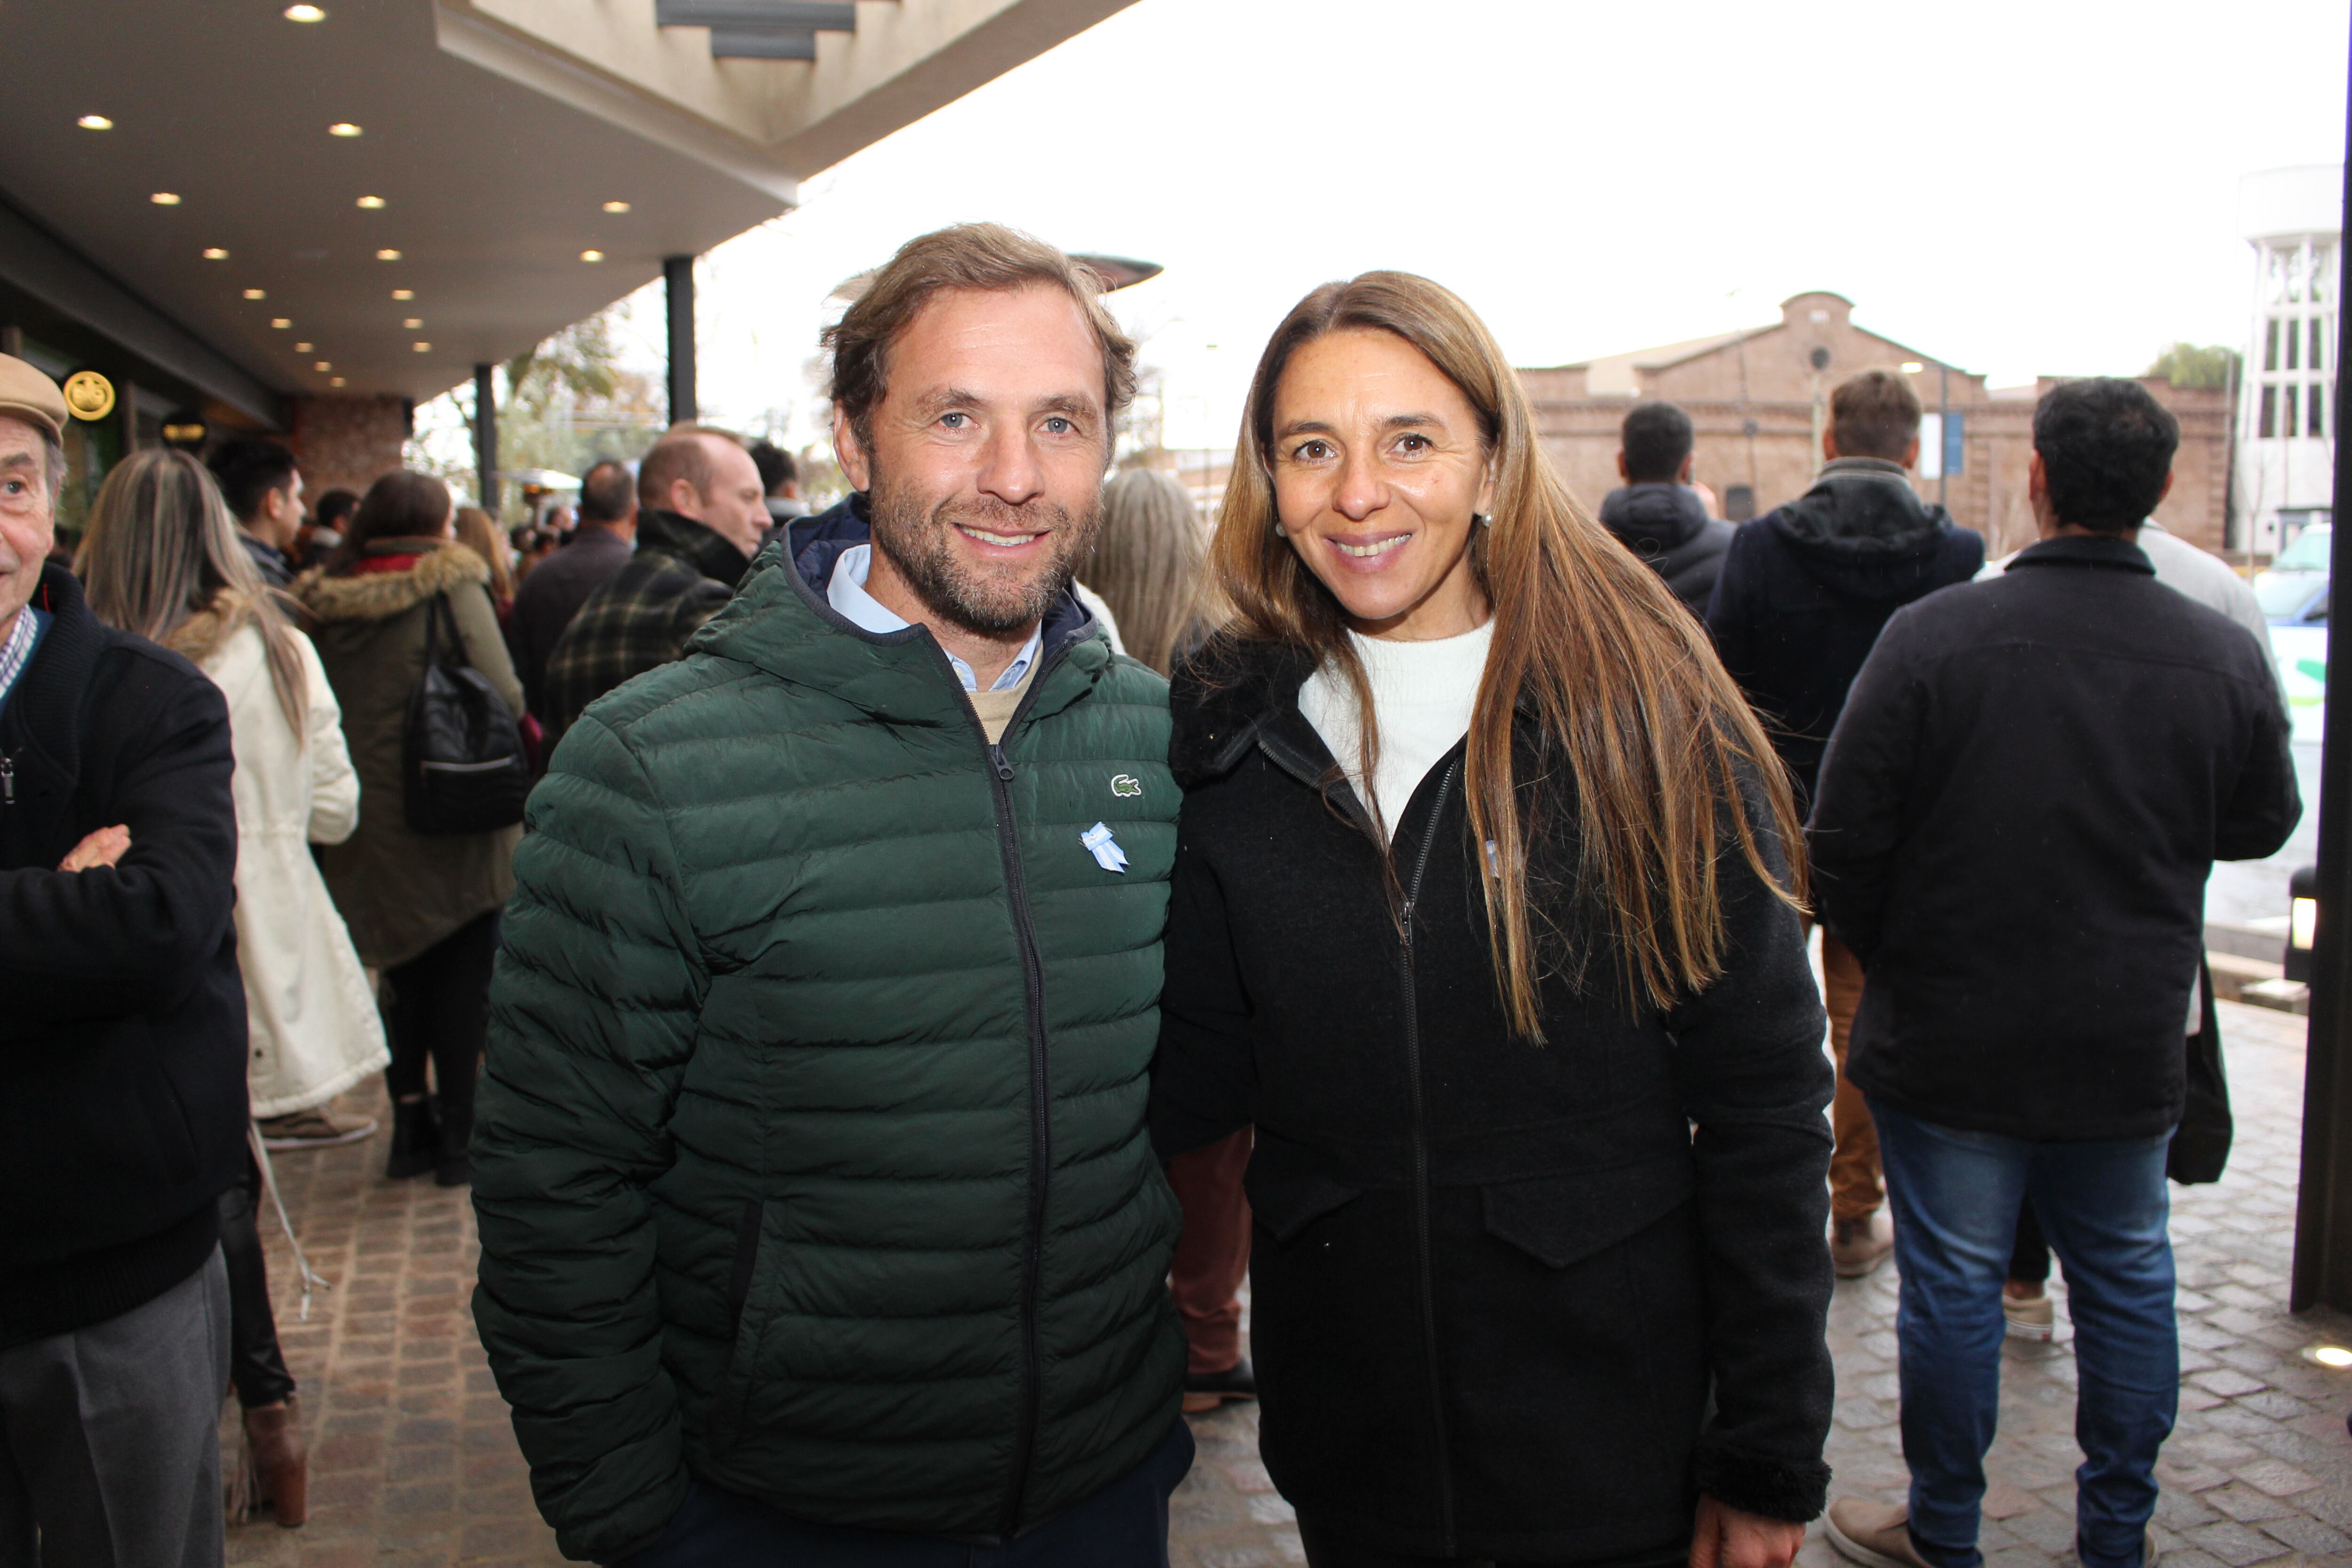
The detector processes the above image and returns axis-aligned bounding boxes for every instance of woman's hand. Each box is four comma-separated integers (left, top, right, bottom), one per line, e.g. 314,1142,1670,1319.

59,824,131,872
1689,1495,1805,1568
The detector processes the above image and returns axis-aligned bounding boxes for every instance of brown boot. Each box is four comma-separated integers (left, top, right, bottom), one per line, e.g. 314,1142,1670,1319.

243,1400,309,1528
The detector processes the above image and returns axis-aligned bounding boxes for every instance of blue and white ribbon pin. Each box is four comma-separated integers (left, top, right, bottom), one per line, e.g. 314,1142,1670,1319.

1080,821,1129,874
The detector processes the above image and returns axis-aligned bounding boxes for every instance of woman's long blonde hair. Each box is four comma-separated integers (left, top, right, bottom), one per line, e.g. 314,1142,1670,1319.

453,506,513,602
1082,468,1208,676
1209,271,1804,1036
78,449,308,732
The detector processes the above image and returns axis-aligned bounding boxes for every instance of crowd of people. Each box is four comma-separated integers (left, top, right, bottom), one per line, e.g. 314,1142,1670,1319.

0,219,2300,1568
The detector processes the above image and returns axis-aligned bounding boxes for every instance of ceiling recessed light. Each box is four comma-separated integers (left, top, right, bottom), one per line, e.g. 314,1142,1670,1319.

402,317,423,328
284,4,326,19
294,342,313,352
151,192,182,206
1900,361,1924,374
328,123,362,138
602,200,631,214
413,342,431,353
376,248,401,261
314,361,331,372
202,247,229,260
330,376,346,387
580,249,604,263
242,288,266,300
356,195,386,209
270,318,291,329
391,288,414,300
78,115,112,131
2312,1345,2352,1369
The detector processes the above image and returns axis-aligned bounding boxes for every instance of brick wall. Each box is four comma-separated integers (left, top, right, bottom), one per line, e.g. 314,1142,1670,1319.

288,395,407,509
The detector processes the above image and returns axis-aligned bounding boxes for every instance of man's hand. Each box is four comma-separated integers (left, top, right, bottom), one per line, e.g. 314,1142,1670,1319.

1690,1495,1805,1568
59,824,131,872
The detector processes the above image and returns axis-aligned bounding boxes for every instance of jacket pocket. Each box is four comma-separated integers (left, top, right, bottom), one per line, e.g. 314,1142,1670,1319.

1480,1155,1697,1269
706,1198,768,1459
1244,1154,1363,1242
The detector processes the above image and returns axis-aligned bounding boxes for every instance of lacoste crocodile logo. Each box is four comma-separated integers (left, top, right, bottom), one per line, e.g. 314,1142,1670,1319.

1110,773,1143,798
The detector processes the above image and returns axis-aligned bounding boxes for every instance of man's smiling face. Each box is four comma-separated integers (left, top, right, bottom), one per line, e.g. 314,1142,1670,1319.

835,284,1109,637
0,414,56,638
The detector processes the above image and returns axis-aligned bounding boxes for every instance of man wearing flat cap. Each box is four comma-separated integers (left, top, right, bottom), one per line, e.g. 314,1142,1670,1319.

0,355,249,1568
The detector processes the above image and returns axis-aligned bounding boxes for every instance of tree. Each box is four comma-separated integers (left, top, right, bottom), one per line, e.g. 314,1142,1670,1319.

2147,343,2239,391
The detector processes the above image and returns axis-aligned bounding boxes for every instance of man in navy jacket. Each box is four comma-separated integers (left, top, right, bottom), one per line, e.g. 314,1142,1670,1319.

0,355,246,1567
1812,379,2297,1568
1707,369,1984,1279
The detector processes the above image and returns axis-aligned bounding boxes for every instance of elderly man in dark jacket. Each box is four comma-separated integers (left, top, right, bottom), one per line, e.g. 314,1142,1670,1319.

1597,399,1732,617
0,356,246,1567
1812,379,2298,1568
1707,368,1984,1280
537,428,768,743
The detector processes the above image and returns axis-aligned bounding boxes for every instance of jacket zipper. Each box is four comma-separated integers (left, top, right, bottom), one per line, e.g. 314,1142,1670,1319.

1399,756,1462,1553
0,750,13,805
934,639,1068,1541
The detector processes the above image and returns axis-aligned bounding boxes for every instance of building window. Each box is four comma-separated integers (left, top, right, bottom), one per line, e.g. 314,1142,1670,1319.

2289,320,2302,370
2316,244,2336,303
2286,384,2301,436
2262,385,2278,438
2314,316,2328,372
2268,319,2280,372
1725,485,1756,523
2312,383,2328,438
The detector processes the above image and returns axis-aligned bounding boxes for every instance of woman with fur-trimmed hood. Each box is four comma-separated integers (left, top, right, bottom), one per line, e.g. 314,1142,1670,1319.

296,470,524,1188
79,448,389,1529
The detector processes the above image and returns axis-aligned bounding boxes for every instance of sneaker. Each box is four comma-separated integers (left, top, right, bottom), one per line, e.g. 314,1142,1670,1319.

1182,1355,1256,1414
2003,1288,2055,1342
1832,1210,1895,1279
1826,1499,1936,1568
257,1108,380,1151
2145,1527,2162,1568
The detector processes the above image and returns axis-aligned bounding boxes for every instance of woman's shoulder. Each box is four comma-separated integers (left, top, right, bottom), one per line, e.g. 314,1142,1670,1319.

1168,631,1312,787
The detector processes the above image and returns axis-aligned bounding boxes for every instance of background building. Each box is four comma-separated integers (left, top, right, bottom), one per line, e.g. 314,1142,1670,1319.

0,0,1132,537
1520,292,2230,561
2236,164,2342,557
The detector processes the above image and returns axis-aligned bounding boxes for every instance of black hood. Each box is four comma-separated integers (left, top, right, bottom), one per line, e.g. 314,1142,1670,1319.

1766,458,1959,602
1597,483,1712,556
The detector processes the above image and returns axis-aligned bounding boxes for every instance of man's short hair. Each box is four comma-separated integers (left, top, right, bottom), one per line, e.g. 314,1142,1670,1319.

1830,370,1923,461
579,460,635,524
207,436,300,522
748,441,798,495
636,427,741,514
2033,379,2180,534
313,487,361,530
1620,401,1694,484
822,223,1136,460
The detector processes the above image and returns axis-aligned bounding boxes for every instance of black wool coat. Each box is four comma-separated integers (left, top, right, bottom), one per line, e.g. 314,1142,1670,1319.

0,564,246,1348
1152,639,1835,1565
1810,535,2300,1141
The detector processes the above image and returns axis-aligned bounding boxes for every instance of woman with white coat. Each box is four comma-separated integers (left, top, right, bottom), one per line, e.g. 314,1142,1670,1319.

79,450,388,1531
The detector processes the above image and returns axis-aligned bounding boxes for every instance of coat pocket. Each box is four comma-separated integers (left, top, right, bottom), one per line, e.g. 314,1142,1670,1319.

1480,1156,1697,1269
705,1198,768,1459
1243,1154,1363,1242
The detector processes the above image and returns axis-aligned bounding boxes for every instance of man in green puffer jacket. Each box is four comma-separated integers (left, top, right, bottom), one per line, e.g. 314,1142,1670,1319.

471,224,1189,1566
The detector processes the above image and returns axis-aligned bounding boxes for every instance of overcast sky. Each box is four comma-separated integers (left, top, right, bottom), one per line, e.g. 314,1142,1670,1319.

592,0,2350,457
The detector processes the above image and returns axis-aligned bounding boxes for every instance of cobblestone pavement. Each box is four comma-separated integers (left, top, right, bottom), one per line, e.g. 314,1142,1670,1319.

232,998,2352,1566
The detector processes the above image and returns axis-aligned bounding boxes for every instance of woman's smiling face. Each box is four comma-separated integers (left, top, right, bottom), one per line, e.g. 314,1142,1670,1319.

1268,326,1494,641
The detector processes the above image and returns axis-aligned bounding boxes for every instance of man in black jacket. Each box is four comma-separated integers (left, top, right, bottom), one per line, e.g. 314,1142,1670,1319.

1707,368,1983,1279
1597,400,1732,617
207,434,303,589
0,356,247,1565
1812,379,2298,1568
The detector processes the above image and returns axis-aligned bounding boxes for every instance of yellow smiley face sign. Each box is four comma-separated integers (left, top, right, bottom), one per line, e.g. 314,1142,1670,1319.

62,370,116,422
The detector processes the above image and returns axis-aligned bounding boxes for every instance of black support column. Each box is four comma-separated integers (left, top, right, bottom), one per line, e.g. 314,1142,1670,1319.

2289,66,2352,1312
472,362,498,517
665,255,697,427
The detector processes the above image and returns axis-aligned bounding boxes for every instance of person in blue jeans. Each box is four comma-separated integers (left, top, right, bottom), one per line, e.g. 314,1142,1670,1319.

1806,377,2302,1568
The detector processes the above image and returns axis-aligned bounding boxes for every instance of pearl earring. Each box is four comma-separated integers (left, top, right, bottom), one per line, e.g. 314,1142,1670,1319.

1273,523,1287,537
1474,512,1491,529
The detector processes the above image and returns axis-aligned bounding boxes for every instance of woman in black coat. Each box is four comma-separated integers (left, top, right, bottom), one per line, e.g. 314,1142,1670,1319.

1151,273,1836,1568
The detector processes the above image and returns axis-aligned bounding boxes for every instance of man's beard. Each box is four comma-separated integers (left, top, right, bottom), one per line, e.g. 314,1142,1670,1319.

866,474,1100,638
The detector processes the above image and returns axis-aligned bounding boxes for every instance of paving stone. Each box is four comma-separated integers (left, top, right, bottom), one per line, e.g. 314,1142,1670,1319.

2257,1515,2352,1556
2186,1520,2297,1564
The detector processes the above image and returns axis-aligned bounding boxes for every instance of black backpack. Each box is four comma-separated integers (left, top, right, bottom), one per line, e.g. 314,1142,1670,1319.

402,592,529,835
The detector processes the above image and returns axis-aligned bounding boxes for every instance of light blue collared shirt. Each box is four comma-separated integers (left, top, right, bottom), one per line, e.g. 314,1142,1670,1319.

826,543,1041,694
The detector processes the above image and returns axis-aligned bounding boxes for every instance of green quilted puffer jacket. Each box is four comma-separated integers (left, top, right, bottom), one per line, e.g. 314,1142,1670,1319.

471,501,1185,1563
